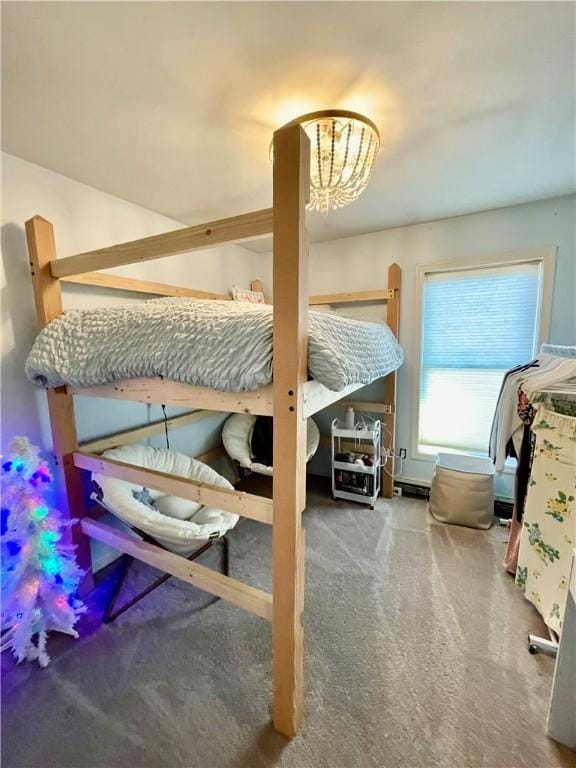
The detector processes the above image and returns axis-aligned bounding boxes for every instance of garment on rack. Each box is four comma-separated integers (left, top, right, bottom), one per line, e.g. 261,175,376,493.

495,351,576,572
489,361,538,463
522,358,576,396
503,389,539,573
491,354,576,472
516,405,576,634
491,357,560,472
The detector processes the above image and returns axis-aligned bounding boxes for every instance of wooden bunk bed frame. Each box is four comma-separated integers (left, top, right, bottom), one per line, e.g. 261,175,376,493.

25,123,400,738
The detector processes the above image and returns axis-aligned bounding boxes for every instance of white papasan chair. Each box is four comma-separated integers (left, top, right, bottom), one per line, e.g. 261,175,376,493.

222,413,320,476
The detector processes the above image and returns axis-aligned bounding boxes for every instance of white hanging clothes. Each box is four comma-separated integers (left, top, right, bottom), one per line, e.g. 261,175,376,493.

522,358,576,395
492,355,573,471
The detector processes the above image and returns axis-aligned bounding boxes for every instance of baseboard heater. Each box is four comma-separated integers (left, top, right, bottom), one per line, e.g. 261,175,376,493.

394,480,513,519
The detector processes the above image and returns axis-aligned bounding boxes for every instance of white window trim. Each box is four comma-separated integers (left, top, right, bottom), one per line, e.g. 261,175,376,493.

410,246,557,465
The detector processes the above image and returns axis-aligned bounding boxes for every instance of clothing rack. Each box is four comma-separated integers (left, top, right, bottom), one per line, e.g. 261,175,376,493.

491,347,576,658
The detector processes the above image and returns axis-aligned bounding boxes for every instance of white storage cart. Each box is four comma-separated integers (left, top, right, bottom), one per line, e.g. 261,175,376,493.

331,418,381,508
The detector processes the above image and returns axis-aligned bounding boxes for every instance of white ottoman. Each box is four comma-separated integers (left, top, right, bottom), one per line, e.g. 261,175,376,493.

429,453,495,529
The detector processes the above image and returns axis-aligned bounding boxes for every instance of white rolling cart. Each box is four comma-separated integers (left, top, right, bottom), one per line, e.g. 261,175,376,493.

331,417,381,509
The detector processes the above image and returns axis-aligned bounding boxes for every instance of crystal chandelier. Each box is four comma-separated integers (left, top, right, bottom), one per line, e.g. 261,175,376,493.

279,110,380,215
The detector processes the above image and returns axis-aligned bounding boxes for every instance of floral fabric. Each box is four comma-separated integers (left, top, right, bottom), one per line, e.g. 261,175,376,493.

516,406,576,634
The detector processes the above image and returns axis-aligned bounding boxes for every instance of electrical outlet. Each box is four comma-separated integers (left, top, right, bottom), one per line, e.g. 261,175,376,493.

393,486,402,497
399,448,407,459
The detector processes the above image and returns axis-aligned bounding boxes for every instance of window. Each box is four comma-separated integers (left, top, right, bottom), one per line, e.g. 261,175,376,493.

415,257,550,458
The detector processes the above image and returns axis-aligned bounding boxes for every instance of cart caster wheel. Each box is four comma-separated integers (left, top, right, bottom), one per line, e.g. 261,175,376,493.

528,643,539,655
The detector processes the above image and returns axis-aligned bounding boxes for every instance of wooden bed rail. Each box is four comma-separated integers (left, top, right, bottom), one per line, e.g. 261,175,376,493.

309,288,395,304
79,409,220,453
70,378,367,419
69,379,275,415
50,208,273,278
82,518,273,620
61,272,230,300
73,451,273,525
251,279,396,307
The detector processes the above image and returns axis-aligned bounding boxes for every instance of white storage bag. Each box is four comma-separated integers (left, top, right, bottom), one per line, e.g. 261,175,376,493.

429,453,495,530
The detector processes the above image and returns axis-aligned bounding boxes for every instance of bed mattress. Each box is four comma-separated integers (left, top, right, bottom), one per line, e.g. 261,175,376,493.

25,298,403,392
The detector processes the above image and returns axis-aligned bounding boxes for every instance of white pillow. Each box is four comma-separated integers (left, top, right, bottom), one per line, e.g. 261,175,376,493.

231,286,265,303
154,495,202,521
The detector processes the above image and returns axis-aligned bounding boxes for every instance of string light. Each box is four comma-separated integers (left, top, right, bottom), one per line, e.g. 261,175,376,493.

40,530,60,545
32,505,49,520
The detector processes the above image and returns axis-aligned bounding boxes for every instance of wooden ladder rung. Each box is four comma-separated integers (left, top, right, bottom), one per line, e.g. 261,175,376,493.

73,451,273,525
81,518,273,621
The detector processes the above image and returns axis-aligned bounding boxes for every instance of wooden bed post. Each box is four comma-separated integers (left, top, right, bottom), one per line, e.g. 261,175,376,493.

271,122,310,737
382,262,401,498
25,216,94,592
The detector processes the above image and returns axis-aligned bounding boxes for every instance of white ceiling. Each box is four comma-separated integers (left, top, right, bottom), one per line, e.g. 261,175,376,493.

2,2,575,241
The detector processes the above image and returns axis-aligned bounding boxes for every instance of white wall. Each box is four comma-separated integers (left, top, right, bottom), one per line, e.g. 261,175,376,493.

256,195,576,498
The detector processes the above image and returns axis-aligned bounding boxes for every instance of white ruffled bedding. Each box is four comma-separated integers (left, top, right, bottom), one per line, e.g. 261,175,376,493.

25,298,403,392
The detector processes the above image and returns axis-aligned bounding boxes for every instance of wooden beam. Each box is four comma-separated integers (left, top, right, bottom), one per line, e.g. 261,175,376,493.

62,272,230,300
339,399,394,415
82,518,273,620
382,263,401,498
79,410,220,454
25,216,93,591
73,451,273,525
68,378,274,416
51,208,274,278
301,380,365,419
271,122,309,738
195,445,225,465
309,288,395,305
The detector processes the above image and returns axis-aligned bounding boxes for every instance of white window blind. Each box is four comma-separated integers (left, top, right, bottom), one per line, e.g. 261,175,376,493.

418,261,542,455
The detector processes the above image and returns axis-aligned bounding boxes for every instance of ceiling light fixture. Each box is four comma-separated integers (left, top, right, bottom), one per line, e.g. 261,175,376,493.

278,109,380,215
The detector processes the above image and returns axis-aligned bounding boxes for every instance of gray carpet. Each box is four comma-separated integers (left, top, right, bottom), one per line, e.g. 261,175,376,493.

2,478,573,768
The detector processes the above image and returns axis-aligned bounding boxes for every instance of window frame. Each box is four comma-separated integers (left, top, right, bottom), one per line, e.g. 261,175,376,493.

411,246,556,464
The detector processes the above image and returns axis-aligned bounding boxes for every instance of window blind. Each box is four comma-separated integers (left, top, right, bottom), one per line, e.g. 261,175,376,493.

418,261,542,455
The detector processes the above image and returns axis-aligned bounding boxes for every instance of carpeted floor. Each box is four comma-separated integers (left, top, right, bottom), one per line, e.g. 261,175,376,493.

2,478,573,768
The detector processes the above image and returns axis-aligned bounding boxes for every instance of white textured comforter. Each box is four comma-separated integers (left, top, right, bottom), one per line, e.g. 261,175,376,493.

25,298,403,392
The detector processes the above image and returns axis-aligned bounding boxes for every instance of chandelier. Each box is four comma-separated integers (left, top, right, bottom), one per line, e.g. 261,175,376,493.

278,109,380,215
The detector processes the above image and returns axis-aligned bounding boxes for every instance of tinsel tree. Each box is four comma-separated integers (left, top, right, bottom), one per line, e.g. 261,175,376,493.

1,436,85,667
